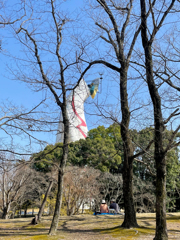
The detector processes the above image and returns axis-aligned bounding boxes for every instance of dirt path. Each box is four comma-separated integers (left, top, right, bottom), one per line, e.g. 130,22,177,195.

0,213,180,239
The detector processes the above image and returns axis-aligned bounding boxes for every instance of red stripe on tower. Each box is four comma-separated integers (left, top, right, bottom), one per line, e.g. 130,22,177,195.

71,94,87,138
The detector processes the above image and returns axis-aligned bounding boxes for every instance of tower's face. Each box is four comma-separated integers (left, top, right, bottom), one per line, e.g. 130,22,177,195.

88,78,100,99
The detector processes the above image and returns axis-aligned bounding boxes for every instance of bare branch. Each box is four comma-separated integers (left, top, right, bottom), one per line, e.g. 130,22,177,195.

164,124,180,153
131,140,154,160
150,0,176,44
163,108,180,124
134,158,156,177
17,27,62,108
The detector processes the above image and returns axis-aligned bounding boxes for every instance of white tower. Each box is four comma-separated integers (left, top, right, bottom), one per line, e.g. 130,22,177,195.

56,78,100,143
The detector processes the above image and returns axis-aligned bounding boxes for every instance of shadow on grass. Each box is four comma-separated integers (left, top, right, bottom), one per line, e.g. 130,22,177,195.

167,229,180,233
93,225,156,239
0,220,29,224
136,217,156,220
1,214,180,239
58,219,155,236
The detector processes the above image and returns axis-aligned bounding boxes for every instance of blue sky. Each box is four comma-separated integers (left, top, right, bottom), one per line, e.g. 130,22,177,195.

0,0,84,105
1,0,179,156
0,0,122,155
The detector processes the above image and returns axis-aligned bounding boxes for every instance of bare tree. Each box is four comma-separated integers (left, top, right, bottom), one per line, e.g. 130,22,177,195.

7,0,102,235
133,176,155,213
36,180,54,222
96,172,123,209
0,155,40,219
36,163,58,222
82,0,156,228
140,1,180,239
63,166,100,216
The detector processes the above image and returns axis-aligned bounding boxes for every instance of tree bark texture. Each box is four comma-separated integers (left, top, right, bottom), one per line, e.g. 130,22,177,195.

49,110,69,235
37,180,53,222
140,0,168,239
120,67,139,228
2,207,8,219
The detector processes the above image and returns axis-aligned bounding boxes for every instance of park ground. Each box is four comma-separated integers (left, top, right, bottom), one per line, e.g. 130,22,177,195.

0,212,180,240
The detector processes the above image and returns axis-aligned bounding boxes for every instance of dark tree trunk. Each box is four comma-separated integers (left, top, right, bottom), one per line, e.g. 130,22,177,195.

37,180,53,222
49,117,69,235
31,215,38,225
140,1,168,239
120,67,138,228
19,208,22,217
48,165,65,235
94,0,142,229
154,155,167,240
2,207,8,219
24,208,27,217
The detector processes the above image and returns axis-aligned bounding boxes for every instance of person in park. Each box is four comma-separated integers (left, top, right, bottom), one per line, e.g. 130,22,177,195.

100,200,109,213
109,199,121,213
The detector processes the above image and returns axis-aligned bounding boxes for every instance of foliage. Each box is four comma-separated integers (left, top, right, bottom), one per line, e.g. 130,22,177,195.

69,124,122,173
166,150,180,211
32,143,63,173
132,127,155,181
131,127,180,212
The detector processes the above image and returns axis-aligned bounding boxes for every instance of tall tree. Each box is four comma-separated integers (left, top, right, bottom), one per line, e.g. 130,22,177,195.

10,0,101,235
140,0,180,239
86,0,155,227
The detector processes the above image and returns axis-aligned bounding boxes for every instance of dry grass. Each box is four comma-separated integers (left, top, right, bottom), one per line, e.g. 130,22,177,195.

0,212,180,239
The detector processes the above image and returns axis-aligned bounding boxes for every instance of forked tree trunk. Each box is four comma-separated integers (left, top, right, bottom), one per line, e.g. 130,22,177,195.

37,180,53,222
140,1,168,238
120,67,138,228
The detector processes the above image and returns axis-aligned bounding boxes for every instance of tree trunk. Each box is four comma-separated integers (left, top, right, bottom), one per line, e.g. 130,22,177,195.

140,1,168,239
49,118,69,235
11,207,16,219
2,202,11,219
154,155,167,240
82,202,84,214
2,207,8,219
48,168,64,234
19,208,22,217
122,160,138,227
24,208,27,217
94,0,141,228
37,180,53,222
120,67,138,228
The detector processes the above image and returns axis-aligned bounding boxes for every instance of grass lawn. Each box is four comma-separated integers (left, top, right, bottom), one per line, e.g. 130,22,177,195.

0,212,180,239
